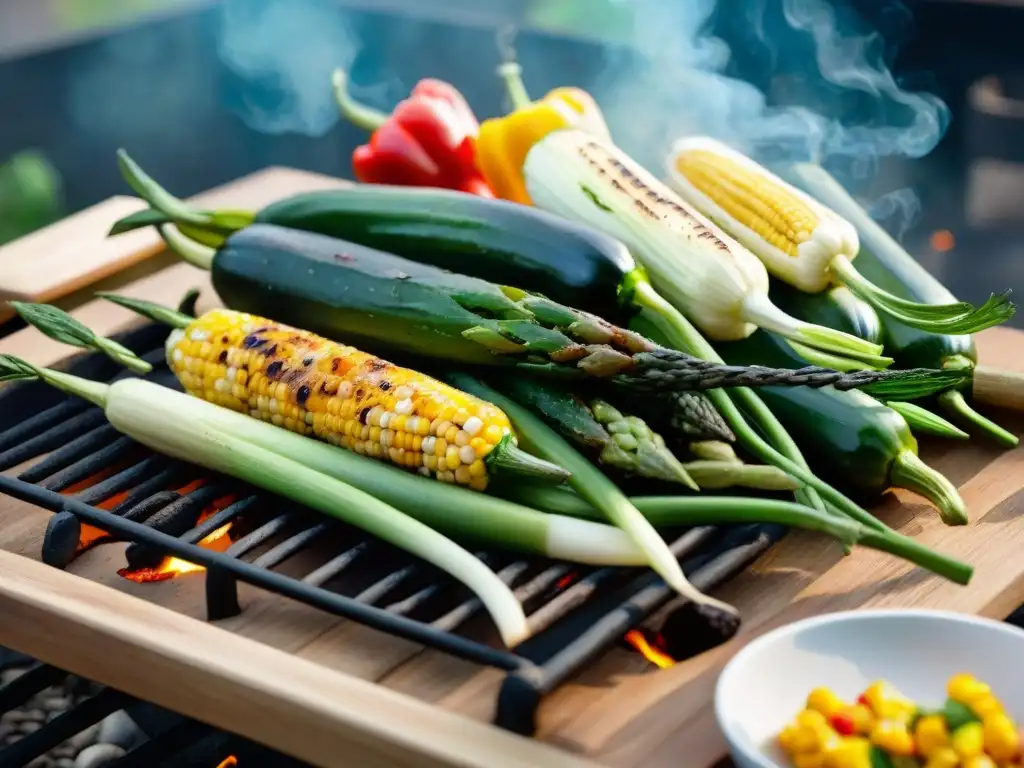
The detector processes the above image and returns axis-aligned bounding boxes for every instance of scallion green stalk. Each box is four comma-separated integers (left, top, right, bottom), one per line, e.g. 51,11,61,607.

0,359,531,645
511,486,972,586
445,372,737,616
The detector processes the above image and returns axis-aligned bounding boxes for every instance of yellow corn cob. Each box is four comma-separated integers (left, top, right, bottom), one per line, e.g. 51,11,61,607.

166,308,518,491
666,136,858,294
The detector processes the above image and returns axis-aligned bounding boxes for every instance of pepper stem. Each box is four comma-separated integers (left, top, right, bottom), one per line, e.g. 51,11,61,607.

332,69,390,132
485,434,571,483
496,61,532,111
890,450,968,526
939,388,1019,448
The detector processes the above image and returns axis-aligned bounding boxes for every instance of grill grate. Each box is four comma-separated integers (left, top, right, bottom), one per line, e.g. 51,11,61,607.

0,653,310,766
0,323,784,736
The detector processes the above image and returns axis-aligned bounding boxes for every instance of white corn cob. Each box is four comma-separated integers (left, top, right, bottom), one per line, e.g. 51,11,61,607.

666,136,859,293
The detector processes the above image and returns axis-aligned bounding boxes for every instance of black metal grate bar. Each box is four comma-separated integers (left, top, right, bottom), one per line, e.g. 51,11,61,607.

0,663,67,713
73,456,171,505
17,424,120,483
0,688,135,766
0,408,106,472
107,718,215,768
0,327,788,736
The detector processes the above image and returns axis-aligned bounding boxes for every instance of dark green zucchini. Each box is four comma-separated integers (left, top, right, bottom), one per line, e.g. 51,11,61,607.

769,281,882,345
718,330,967,524
788,163,1018,447
112,152,637,322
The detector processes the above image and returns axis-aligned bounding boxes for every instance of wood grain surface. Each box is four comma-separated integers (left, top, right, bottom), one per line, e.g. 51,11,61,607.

1,175,1023,768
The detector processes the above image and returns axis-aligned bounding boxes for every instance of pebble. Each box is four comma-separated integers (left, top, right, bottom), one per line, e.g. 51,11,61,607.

1,668,25,686
41,696,72,712
73,743,126,768
26,757,52,768
21,721,44,734
97,710,142,749
68,724,100,752
2,710,31,724
24,708,47,723
55,759,75,768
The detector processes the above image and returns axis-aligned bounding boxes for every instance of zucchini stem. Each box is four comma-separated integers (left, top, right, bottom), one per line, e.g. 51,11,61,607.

939,389,1019,448
496,60,532,110
332,69,390,132
884,401,969,441
890,451,968,526
116,149,210,229
830,255,1015,334
159,224,216,271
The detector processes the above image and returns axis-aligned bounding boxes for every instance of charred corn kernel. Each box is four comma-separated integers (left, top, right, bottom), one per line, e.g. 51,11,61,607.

963,756,998,768
165,309,523,489
915,714,951,757
666,136,858,294
950,675,992,705
925,747,962,768
822,736,872,768
983,713,1020,761
807,688,846,719
870,719,915,756
952,722,985,759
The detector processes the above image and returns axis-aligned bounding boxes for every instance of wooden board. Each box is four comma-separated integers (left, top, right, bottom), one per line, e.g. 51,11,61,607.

0,166,349,323
2,171,1024,768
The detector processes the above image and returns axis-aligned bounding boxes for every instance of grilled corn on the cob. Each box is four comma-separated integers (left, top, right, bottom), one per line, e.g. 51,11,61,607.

166,307,568,490
520,129,887,366
667,137,1014,334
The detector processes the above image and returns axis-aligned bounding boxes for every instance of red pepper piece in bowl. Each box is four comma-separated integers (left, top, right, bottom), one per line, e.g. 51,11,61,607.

332,69,495,197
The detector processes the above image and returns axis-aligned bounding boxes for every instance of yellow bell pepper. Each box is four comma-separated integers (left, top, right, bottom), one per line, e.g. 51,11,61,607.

474,61,612,205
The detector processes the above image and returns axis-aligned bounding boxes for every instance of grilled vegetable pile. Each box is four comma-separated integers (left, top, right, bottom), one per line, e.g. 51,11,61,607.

20,54,1024,650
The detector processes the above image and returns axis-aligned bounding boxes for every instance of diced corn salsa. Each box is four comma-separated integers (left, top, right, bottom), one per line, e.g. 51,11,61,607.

777,674,1021,768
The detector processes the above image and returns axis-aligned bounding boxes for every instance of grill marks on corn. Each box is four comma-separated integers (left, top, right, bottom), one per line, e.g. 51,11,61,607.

576,141,733,253
673,149,817,258
168,308,513,490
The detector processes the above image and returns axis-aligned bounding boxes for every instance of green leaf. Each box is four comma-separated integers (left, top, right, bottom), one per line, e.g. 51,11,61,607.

942,698,980,731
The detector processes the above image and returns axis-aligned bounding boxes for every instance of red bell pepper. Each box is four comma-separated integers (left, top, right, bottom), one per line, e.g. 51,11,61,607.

332,69,494,197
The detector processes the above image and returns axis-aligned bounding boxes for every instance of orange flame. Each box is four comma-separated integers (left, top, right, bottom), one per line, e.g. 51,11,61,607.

624,630,676,669
119,522,233,583
217,757,239,768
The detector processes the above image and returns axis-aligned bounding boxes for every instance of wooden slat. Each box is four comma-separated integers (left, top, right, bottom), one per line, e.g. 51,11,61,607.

0,549,603,768
0,166,348,322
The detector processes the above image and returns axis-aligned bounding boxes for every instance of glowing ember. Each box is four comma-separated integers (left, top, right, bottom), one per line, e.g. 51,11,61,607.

930,229,955,252
555,572,577,590
624,629,676,669
119,522,233,583
217,757,239,768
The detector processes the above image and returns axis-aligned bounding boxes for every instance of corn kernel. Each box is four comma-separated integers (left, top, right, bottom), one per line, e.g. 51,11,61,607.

794,753,826,768
972,694,1004,719
434,438,448,457
963,756,998,768
952,722,985,759
469,476,488,491
797,711,830,731
925,747,962,768
807,688,846,719
822,736,871,768
870,720,915,756
983,713,1020,761
469,459,486,477
915,714,950,757
846,705,875,735
484,424,504,444
949,675,991,705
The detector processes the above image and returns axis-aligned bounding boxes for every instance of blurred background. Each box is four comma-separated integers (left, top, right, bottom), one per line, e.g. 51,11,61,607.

2,0,1024,322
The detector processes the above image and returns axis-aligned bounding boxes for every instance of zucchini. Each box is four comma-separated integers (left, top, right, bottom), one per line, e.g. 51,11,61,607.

788,163,1019,447
770,281,882,345
718,330,967,524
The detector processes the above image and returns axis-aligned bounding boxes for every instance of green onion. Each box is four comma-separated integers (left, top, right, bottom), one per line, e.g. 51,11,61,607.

511,486,973,586
445,372,737,616
0,357,534,646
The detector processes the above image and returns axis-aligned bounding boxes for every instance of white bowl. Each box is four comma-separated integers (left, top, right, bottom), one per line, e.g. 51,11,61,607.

715,609,1024,768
